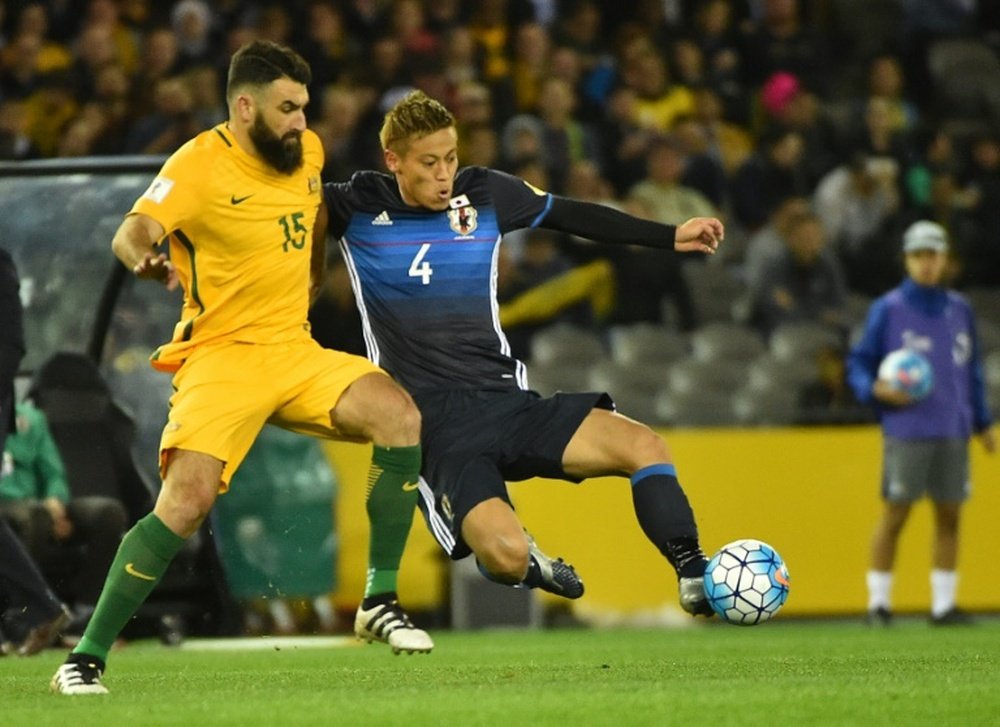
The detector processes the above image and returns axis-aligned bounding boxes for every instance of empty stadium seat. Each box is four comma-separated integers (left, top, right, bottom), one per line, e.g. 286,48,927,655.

588,359,667,424
529,323,606,366
731,387,801,427
768,322,844,363
607,323,688,366
526,361,593,397
666,357,748,396
653,387,734,427
689,322,766,363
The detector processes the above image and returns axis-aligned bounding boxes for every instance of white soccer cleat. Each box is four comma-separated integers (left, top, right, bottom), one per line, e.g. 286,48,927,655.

354,600,434,655
50,657,110,695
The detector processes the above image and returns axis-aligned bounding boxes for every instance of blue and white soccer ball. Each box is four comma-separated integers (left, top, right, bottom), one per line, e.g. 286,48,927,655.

703,539,790,626
878,348,934,400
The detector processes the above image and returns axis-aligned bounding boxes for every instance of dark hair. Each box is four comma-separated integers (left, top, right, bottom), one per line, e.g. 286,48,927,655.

226,41,311,101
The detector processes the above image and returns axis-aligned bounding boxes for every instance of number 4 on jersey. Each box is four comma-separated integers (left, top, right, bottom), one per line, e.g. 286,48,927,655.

408,243,433,285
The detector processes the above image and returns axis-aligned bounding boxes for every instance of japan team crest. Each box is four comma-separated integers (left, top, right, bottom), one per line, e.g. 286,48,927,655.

447,204,478,235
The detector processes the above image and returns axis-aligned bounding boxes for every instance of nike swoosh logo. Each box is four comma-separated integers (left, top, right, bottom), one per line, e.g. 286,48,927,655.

402,480,420,492
230,194,254,205
125,562,156,581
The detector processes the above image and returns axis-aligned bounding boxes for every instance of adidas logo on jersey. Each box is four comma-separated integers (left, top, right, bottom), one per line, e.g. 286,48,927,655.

372,210,393,226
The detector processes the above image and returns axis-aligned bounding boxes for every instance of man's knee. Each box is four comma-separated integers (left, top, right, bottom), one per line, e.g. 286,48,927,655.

627,425,671,470
369,380,421,445
156,474,217,538
477,535,530,584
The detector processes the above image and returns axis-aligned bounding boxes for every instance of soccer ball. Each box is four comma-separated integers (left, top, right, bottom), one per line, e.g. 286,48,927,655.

703,539,790,625
878,348,933,400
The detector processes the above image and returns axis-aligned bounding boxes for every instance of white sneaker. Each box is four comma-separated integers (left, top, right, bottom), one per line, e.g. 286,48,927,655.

354,600,433,655
50,656,109,695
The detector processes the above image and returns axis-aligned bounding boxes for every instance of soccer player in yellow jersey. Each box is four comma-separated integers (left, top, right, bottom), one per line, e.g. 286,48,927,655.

51,41,431,696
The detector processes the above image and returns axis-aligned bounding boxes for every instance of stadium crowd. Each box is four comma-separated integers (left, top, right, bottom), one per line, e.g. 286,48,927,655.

2,0,1000,426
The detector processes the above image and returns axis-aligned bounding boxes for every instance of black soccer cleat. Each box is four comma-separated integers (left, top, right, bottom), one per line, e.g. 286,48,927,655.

525,531,585,599
930,607,973,626
866,607,893,627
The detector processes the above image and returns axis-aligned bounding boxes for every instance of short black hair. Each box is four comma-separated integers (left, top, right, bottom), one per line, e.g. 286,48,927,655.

226,40,311,101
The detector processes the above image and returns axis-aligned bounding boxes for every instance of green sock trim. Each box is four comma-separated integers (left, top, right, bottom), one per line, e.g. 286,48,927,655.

72,513,186,663
365,445,421,598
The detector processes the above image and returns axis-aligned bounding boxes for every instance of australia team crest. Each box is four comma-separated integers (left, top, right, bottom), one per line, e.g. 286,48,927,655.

447,204,478,235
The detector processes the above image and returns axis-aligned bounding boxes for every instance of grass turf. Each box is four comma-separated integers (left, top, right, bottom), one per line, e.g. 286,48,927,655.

4,619,999,726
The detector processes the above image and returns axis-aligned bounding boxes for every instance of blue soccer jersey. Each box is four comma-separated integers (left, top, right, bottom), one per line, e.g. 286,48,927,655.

324,167,553,393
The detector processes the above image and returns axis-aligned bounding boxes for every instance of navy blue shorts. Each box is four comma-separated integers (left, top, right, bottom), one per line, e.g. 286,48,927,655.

412,388,614,559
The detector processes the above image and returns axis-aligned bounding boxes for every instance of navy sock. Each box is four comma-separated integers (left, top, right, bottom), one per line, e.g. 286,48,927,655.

630,464,706,578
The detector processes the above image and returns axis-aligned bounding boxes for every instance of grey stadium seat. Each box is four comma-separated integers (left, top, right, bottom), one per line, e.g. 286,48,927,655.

768,322,843,363
607,323,688,366
529,323,606,366
654,387,734,427
689,322,766,363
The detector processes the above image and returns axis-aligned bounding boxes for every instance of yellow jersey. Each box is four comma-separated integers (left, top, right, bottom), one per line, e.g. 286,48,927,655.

130,124,324,372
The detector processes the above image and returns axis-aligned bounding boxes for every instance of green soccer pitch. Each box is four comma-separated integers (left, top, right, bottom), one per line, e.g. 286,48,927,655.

6,620,1000,726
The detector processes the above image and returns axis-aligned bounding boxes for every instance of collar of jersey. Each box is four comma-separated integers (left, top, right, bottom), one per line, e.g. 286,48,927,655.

215,124,273,174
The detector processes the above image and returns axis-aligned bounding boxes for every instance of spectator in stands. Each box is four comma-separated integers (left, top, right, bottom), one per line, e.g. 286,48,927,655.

628,135,718,225
862,54,919,135
312,84,366,183
691,0,747,121
595,84,655,195
1,400,128,631
691,85,753,178
0,98,38,159
510,21,551,113
760,72,841,187
731,126,809,231
961,132,1000,287
0,31,46,100
299,1,357,91
904,125,957,210
534,75,601,194
739,0,830,94
171,0,214,70
129,27,180,120
748,211,847,336
742,194,811,281
847,97,910,176
671,114,728,208
815,152,901,295
124,76,199,154
623,47,695,134
847,220,995,627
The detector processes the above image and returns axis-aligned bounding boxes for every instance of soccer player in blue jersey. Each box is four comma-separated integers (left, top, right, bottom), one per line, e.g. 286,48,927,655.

320,91,723,615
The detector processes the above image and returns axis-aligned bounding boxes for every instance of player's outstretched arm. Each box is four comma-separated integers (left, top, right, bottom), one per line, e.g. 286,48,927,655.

539,196,722,255
112,214,175,290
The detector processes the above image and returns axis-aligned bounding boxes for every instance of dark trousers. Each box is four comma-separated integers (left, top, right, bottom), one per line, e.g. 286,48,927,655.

0,519,63,636
0,497,127,606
